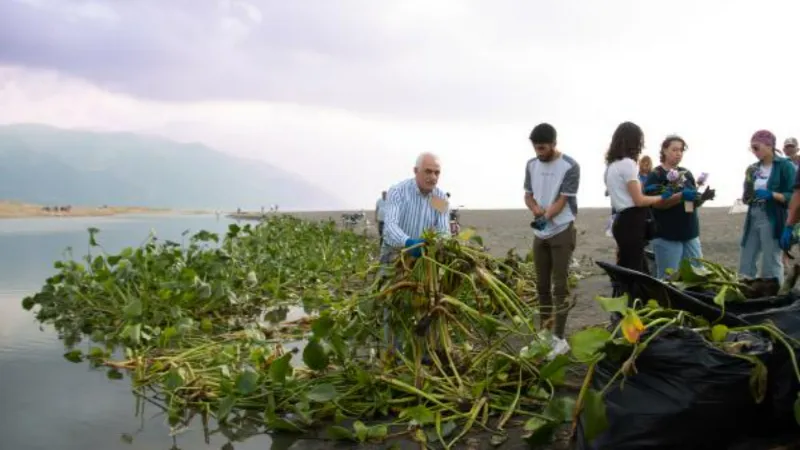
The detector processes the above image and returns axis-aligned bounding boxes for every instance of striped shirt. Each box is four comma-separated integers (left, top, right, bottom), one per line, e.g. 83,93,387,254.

381,178,451,259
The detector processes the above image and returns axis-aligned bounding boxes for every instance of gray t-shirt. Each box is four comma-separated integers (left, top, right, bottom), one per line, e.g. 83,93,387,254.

523,153,580,239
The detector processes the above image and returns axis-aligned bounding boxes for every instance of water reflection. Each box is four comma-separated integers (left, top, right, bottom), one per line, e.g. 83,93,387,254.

0,215,325,450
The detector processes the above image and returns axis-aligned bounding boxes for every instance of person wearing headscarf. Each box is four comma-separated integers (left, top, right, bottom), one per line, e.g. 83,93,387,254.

739,130,797,284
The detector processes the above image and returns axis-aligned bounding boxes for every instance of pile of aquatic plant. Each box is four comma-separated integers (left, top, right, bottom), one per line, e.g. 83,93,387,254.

62,231,573,448
668,258,787,305
21,215,375,348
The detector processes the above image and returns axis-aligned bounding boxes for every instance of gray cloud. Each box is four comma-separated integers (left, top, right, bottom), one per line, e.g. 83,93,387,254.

0,0,612,120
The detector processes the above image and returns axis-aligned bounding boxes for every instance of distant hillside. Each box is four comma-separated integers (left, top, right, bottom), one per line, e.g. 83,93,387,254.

0,124,342,210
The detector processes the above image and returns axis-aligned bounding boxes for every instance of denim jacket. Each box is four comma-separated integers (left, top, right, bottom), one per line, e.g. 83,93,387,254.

741,156,797,245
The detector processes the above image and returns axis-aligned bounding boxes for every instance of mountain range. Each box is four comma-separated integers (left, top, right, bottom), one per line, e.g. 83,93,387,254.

0,124,341,210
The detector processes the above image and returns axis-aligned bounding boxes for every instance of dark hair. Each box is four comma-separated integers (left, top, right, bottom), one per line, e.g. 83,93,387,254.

659,135,688,163
605,121,644,165
530,123,557,144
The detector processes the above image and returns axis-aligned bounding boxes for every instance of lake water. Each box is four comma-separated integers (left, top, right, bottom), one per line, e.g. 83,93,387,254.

0,214,309,450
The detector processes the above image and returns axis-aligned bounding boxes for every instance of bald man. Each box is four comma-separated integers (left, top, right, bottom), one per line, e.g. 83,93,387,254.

381,152,452,265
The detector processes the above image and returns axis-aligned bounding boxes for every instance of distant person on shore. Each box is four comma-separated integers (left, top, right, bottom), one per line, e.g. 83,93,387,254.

638,155,653,186
381,152,451,267
523,123,580,338
375,191,387,246
644,135,704,279
604,122,667,282
784,137,799,170
740,130,796,285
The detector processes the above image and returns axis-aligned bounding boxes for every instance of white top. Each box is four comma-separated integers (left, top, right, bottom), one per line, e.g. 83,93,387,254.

523,154,580,239
605,158,639,212
753,164,772,192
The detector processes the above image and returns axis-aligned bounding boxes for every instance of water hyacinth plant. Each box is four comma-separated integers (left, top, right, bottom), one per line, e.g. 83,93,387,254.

20,216,611,448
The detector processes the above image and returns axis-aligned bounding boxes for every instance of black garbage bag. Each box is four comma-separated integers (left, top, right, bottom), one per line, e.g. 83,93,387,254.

596,261,747,326
575,326,772,450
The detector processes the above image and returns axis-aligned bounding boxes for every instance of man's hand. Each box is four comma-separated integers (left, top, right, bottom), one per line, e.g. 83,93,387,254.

532,205,546,217
530,217,548,231
404,238,425,258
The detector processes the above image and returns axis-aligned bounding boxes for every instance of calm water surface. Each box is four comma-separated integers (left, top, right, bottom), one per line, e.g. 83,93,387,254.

0,215,308,450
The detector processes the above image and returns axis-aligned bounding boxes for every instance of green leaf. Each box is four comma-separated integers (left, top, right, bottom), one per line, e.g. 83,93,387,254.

595,295,628,314
269,353,293,384
794,393,800,426
677,258,712,283
306,383,338,403
217,396,236,421
353,420,368,442
123,298,142,318
539,354,571,384
327,425,355,441
106,368,124,380
63,349,83,363
523,418,557,446
165,368,185,390
711,324,729,343
399,405,435,425
265,415,304,433
311,315,335,339
367,424,389,440
235,369,260,395
543,396,576,422
302,339,329,371
749,360,768,404
580,389,609,442
569,327,611,362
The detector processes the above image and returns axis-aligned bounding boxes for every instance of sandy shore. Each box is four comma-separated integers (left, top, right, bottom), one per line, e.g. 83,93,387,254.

0,200,209,219
276,206,746,334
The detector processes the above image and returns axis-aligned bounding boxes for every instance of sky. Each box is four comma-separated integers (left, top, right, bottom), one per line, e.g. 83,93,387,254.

1,0,799,210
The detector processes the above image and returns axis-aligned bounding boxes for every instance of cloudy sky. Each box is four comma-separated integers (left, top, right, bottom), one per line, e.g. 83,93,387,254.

1,0,798,210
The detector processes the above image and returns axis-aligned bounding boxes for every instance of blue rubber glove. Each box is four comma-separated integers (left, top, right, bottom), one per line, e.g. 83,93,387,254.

531,217,548,231
660,188,673,200
780,225,795,251
643,184,660,194
404,238,425,258
681,187,697,202
755,189,773,201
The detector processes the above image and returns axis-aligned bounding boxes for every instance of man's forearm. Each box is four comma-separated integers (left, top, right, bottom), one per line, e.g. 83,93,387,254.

787,189,800,225
524,193,537,212
545,195,568,220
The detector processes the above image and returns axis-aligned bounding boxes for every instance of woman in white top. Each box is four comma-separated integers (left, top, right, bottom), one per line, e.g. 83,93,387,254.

604,122,669,274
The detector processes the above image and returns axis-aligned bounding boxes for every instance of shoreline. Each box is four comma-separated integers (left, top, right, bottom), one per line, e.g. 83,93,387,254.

0,201,212,219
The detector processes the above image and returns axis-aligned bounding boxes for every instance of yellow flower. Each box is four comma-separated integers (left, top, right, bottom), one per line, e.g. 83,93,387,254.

621,310,645,344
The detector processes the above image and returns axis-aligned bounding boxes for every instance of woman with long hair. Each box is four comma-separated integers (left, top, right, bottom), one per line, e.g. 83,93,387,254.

739,130,796,284
604,122,668,274
644,136,704,278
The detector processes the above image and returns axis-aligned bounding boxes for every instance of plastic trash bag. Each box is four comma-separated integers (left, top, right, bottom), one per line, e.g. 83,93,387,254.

575,326,772,450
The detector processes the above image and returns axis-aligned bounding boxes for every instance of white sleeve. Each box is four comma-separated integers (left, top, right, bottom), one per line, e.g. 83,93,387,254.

620,159,639,182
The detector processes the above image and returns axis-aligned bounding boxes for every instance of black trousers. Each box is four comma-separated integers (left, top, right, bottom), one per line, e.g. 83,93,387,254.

612,206,649,275
378,221,385,247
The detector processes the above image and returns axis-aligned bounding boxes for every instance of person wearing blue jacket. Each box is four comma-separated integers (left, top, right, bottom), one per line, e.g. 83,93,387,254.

739,130,797,285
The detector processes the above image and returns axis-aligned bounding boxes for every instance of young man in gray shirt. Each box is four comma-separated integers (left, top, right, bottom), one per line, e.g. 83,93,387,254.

523,123,580,338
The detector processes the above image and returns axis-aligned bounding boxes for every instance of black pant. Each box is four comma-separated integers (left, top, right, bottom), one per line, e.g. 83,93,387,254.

378,221,385,246
612,207,649,274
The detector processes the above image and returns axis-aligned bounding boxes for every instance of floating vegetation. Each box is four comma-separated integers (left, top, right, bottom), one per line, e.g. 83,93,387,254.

23,216,611,448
